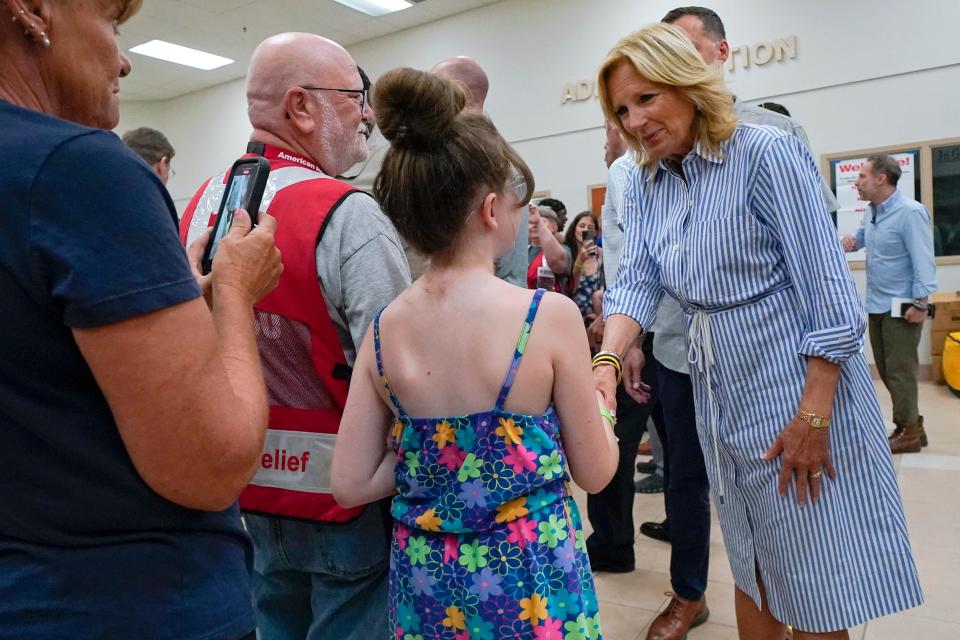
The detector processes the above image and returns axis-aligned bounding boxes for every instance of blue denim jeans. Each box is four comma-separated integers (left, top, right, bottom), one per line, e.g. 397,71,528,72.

245,504,390,640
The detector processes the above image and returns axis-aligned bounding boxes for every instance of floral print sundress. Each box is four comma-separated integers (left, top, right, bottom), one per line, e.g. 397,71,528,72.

570,270,603,322
373,289,602,640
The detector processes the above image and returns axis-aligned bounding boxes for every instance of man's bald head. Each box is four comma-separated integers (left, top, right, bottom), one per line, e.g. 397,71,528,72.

430,56,488,112
246,32,358,131
245,32,368,176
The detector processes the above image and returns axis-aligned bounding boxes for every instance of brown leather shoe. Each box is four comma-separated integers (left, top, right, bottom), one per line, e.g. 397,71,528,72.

889,416,928,448
646,593,709,640
888,423,906,442
890,420,923,454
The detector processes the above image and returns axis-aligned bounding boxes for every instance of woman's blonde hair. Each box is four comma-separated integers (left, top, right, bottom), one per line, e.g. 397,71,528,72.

49,0,141,23
118,0,143,24
596,23,736,167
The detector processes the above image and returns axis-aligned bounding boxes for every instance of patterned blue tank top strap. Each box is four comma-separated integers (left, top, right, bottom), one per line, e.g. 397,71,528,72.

494,288,547,411
373,306,407,418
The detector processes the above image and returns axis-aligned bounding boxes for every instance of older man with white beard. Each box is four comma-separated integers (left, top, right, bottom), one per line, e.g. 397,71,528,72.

181,32,410,640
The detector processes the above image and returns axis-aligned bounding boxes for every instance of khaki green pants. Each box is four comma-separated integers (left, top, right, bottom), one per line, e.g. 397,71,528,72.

869,313,923,425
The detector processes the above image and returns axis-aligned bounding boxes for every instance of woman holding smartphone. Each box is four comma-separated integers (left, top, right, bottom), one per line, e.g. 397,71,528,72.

564,211,604,323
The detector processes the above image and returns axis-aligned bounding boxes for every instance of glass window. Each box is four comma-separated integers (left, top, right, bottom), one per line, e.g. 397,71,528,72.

932,144,960,257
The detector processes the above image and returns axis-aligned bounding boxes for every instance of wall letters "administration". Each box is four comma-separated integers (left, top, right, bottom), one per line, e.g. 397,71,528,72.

562,35,798,105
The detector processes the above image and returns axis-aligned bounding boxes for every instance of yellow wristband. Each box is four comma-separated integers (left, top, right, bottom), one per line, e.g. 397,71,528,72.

591,359,622,384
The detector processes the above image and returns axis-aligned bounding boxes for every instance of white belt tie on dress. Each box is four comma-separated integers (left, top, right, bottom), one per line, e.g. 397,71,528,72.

687,310,724,504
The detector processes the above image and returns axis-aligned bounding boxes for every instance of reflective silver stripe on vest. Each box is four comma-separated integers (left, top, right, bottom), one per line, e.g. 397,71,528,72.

187,163,344,494
184,165,322,246
251,430,336,494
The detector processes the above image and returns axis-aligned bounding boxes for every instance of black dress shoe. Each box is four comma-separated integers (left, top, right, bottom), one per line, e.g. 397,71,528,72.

639,519,670,543
636,460,657,474
634,473,664,494
586,541,635,573
588,555,636,573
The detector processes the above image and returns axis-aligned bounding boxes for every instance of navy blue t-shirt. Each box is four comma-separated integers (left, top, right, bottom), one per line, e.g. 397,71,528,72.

0,100,256,639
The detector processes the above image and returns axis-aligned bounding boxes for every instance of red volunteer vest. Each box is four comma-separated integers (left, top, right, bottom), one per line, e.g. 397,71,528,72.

180,143,363,523
526,250,565,293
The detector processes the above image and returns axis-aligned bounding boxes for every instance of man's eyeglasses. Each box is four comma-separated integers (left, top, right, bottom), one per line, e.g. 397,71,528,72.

298,86,367,113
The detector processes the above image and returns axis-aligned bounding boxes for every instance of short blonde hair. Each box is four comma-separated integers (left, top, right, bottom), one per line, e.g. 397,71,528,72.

118,0,143,23
597,23,736,167
53,1,142,23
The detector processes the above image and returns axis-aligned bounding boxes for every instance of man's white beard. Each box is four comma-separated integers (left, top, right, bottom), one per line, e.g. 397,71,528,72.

316,98,369,174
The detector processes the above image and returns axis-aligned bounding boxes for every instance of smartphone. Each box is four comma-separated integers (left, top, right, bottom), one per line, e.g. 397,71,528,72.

201,156,271,274
582,228,598,257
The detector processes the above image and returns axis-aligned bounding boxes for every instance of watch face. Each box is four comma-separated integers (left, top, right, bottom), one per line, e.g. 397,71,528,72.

811,416,823,427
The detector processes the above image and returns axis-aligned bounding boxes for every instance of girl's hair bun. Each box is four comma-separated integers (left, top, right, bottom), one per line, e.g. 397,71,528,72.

373,67,465,150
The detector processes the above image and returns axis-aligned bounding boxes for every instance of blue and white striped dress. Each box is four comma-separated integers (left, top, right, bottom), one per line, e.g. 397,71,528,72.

605,123,922,632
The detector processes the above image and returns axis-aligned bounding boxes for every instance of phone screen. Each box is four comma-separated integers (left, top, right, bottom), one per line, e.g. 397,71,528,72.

208,168,255,261
201,157,270,275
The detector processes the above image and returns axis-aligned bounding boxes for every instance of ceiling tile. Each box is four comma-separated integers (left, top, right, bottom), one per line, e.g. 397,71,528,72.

420,0,470,18
119,0,497,101
286,0,379,29
176,0,259,14
378,8,435,29
337,19,398,43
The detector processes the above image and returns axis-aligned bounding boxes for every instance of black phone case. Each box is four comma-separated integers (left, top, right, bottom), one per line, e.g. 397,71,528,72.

201,156,271,274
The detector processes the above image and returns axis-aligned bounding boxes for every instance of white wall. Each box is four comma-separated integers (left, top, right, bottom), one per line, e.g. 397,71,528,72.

117,80,251,212
118,0,960,363
116,100,164,136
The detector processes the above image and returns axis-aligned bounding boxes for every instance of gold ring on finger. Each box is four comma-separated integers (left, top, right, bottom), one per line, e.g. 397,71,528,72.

810,470,823,479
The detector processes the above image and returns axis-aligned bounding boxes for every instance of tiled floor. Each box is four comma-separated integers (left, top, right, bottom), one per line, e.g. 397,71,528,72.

574,380,960,640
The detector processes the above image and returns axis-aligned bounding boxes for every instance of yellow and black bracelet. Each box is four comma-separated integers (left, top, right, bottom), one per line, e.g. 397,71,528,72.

591,350,623,384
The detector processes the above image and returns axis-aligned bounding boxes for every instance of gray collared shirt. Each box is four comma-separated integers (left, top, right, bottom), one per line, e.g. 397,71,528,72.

600,150,691,373
600,150,636,280
733,97,840,213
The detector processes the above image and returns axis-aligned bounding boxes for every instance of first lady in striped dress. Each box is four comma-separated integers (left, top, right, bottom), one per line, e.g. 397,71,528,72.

592,24,922,639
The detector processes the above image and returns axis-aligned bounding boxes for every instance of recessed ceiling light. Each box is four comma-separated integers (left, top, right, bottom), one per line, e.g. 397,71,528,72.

129,40,233,71
333,0,413,17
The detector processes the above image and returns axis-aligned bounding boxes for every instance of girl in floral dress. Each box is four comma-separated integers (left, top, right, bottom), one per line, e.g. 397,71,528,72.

331,68,619,640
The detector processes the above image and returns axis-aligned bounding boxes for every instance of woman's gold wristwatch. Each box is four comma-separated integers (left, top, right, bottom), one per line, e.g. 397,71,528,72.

796,409,831,429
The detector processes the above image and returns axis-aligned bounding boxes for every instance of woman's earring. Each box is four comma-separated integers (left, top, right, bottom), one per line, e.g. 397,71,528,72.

39,31,50,47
